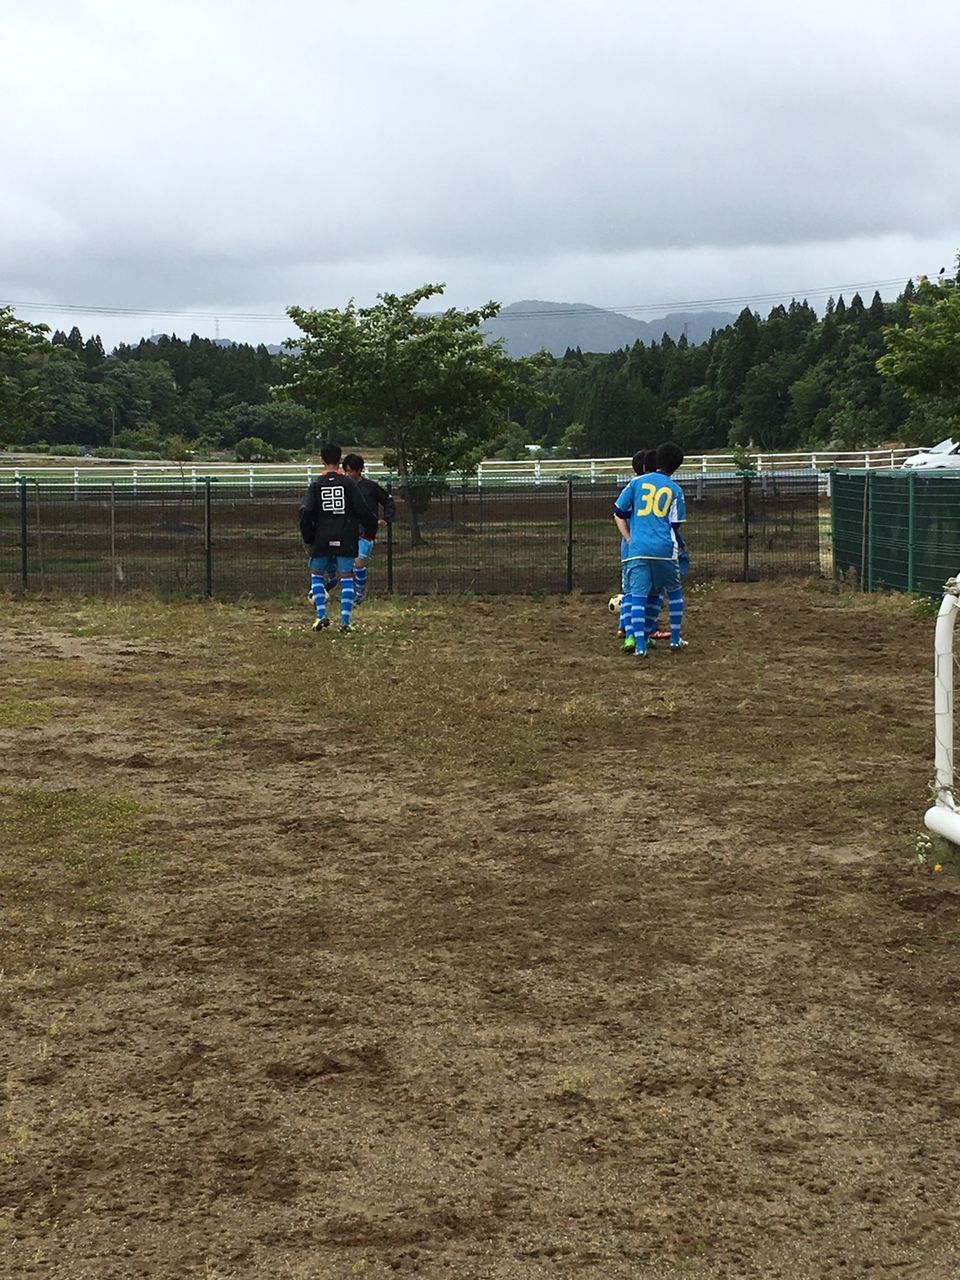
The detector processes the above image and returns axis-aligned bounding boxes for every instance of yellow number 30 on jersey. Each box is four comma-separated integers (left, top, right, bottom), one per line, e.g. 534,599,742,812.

636,482,674,518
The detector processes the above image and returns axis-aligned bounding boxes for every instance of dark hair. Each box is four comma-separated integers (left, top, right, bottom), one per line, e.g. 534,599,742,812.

656,442,684,475
342,453,364,473
320,442,342,466
631,450,645,475
643,449,658,473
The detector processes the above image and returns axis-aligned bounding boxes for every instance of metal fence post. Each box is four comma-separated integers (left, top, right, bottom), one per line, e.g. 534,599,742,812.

204,478,213,598
865,471,875,592
742,474,752,582
110,482,117,596
34,480,45,593
19,479,28,590
565,477,574,592
386,482,394,594
907,469,916,592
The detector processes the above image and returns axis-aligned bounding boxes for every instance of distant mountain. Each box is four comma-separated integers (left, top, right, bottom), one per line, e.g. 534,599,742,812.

212,337,286,355
481,300,737,357
143,334,286,355
140,303,737,361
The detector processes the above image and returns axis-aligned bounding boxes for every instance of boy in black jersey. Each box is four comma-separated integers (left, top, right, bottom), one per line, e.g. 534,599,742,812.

299,442,378,633
342,453,396,603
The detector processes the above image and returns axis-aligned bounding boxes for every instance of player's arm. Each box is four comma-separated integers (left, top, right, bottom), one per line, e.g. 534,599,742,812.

613,479,634,543
349,479,379,540
371,481,396,525
298,482,319,546
669,489,687,549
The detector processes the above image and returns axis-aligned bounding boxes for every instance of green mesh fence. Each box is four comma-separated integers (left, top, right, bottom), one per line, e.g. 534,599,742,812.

1,472,824,600
832,469,960,594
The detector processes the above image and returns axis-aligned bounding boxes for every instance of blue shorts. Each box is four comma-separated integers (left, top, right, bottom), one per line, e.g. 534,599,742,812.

358,537,375,560
624,558,682,597
309,554,355,577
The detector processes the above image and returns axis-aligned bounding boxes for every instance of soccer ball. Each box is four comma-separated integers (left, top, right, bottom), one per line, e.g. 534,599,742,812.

608,593,623,614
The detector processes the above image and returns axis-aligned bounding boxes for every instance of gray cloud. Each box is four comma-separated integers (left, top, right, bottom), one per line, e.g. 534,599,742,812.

2,0,958,347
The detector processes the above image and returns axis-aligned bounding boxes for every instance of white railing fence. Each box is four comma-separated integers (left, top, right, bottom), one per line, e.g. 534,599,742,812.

924,575,960,846
478,448,915,482
0,448,916,489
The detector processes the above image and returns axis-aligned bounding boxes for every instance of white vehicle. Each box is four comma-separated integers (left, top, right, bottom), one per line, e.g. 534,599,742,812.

901,438,960,470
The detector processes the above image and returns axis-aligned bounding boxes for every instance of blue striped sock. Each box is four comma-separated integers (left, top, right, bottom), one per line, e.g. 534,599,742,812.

645,590,663,637
619,591,632,634
667,585,684,645
311,575,327,620
340,576,355,626
630,597,647,654
355,565,368,600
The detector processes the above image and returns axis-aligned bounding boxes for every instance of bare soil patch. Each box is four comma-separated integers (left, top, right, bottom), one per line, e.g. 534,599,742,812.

1,582,958,1279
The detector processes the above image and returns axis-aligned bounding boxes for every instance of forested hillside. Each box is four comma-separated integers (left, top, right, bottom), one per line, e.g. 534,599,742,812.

2,277,956,462
513,288,919,458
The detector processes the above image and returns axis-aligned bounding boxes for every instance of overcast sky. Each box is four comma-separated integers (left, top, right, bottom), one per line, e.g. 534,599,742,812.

2,0,958,350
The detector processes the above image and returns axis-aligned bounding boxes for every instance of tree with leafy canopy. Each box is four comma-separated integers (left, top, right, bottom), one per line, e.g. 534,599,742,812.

0,307,49,446
877,263,960,441
277,284,551,545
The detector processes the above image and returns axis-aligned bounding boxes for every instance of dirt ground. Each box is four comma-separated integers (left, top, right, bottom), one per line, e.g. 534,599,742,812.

1,581,959,1280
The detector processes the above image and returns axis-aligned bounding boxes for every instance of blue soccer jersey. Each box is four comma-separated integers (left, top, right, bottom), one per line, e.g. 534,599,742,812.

614,471,686,560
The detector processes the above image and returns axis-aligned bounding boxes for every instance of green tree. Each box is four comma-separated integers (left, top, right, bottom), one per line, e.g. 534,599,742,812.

0,307,49,445
878,269,960,421
278,283,551,545
235,436,275,461
668,385,721,450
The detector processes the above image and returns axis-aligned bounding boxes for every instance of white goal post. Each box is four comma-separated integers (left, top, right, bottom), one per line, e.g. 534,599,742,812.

924,575,960,845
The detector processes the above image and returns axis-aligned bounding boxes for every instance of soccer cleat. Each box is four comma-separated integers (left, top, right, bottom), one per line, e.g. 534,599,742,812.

621,635,636,653
635,647,648,659
669,638,688,652
339,623,352,635
354,592,366,606
311,617,330,632
646,636,658,650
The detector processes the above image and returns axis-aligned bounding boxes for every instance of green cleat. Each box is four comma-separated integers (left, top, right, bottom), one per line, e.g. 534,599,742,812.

621,635,636,653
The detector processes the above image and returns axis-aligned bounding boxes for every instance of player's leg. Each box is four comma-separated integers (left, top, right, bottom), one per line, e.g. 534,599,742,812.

355,537,374,603
626,561,654,658
666,584,686,649
619,565,634,651
644,590,663,642
652,560,685,651
337,557,357,631
309,556,332,630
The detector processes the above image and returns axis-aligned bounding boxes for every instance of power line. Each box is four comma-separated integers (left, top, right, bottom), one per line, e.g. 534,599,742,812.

0,275,913,328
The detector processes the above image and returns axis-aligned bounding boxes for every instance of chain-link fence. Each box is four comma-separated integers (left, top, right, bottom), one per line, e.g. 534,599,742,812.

831,469,960,595
1,472,824,599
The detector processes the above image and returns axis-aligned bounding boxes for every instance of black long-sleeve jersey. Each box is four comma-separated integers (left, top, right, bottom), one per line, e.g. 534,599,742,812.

299,471,378,558
357,476,396,524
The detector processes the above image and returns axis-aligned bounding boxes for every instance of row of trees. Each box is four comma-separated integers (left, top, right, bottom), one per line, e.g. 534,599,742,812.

0,322,313,458
2,268,958,479
515,285,933,459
